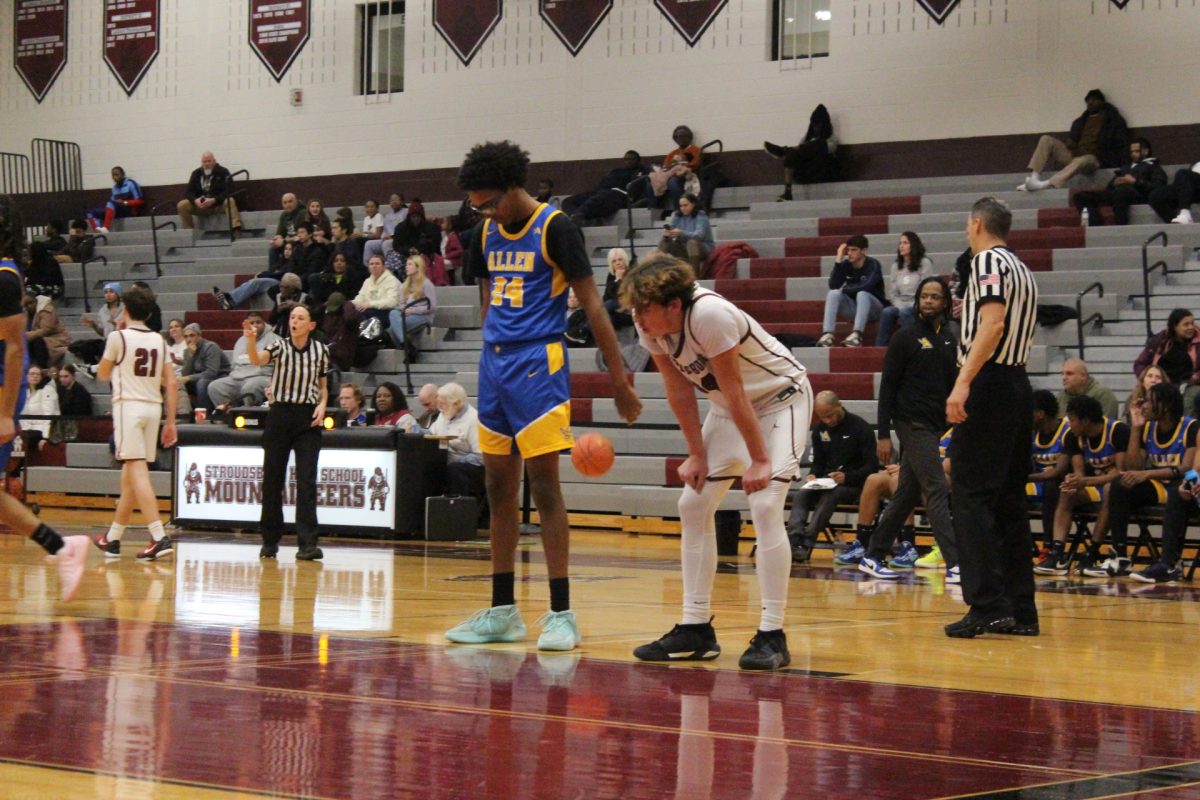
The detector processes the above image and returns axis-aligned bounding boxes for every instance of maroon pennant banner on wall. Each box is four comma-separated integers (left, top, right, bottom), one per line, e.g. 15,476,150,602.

14,0,68,103
915,0,961,24
433,0,503,66
541,0,611,56
249,0,310,82
654,0,726,47
1109,0,1131,7
103,0,160,95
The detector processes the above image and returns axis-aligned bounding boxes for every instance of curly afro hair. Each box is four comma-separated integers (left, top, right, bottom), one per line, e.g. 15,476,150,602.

457,141,530,192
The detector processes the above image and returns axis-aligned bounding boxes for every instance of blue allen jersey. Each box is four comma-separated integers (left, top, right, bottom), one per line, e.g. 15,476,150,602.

1141,416,1197,467
1072,418,1125,474
939,428,953,463
481,203,569,344
1031,418,1069,470
0,260,29,387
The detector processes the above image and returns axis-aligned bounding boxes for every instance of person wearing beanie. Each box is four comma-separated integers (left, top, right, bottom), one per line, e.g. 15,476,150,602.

68,282,125,367
390,199,440,259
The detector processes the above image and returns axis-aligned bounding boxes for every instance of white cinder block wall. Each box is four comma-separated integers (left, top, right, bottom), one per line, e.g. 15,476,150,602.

0,0,1196,189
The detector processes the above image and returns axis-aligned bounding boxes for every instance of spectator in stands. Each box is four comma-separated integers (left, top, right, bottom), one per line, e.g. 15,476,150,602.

60,220,94,264
875,231,934,346
1091,383,1195,578
330,216,362,267
1058,357,1119,421
177,151,242,235
439,216,464,285
1148,161,1200,225
339,383,368,427
1020,89,1129,192
564,287,592,347
817,235,885,348
353,254,401,327
388,254,436,351
23,292,70,369
309,251,366,307
1133,308,1200,390
428,382,486,522
658,125,702,213
1072,138,1166,226
562,151,651,226
862,276,959,580
69,282,124,367
371,382,411,428
86,166,143,233
319,292,362,374
335,207,355,236
391,201,440,259
293,223,331,281
363,193,408,265
658,193,714,272
42,221,68,262
25,241,64,301
303,198,332,241
179,323,231,413
535,179,555,205
165,318,186,375
213,241,302,311
1027,390,1071,553
1034,395,1128,575
268,273,308,338
764,104,837,202
449,195,481,238
130,280,162,333
415,383,439,428
361,199,384,241
22,365,59,452
604,248,633,331
785,391,878,563
208,312,279,413
267,193,305,269
1126,365,1167,426
56,364,92,443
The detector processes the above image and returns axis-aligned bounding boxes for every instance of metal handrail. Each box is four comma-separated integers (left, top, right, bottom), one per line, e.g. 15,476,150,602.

1075,281,1104,360
149,198,179,278
78,254,108,313
226,169,250,243
1142,230,1170,338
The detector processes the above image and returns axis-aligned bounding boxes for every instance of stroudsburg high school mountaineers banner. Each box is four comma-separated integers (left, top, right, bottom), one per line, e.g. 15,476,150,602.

13,0,68,103
433,0,502,66
541,0,611,57
249,0,310,82
103,0,160,95
915,0,960,24
654,0,726,47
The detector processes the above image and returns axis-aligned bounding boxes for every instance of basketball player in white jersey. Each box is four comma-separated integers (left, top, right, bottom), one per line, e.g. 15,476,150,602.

622,253,812,670
94,285,178,560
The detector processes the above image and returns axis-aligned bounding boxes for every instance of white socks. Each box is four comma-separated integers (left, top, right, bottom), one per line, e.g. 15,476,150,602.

148,520,165,542
106,522,126,542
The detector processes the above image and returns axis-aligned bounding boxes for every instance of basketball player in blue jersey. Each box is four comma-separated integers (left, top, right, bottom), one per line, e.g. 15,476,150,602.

445,141,642,651
0,196,90,600
1026,390,1071,553
1096,383,1196,578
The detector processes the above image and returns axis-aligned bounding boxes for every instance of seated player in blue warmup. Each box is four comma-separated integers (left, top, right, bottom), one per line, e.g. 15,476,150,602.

86,166,143,233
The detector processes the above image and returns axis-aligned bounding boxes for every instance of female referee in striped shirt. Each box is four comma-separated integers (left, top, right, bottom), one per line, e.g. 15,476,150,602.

945,196,1040,639
244,304,330,560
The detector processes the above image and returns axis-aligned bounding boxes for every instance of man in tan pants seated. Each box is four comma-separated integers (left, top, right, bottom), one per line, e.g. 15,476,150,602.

177,151,242,236
1020,89,1129,192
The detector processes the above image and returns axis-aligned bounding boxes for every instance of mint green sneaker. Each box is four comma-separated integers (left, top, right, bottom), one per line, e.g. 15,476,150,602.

536,610,582,651
445,605,527,644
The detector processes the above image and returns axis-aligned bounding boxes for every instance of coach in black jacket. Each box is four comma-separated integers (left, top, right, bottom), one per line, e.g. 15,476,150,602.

866,276,959,574
176,151,243,233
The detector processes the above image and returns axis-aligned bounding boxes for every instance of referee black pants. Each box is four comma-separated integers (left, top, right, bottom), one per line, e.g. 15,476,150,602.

950,363,1037,622
260,402,322,549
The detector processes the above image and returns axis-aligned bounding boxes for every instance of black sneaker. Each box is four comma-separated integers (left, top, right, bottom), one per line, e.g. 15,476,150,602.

93,535,120,559
998,620,1041,636
763,141,787,158
296,547,324,561
137,536,173,561
791,544,812,564
944,609,1016,639
633,620,720,661
1131,562,1182,583
260,543,279,559
738,629,790,671
211,287,232,310
1033,549,1069,575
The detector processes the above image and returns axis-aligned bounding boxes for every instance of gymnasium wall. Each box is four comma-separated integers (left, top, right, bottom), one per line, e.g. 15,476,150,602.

0,0,1198,196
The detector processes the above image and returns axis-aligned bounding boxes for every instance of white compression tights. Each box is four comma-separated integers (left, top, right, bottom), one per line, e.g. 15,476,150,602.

677,478,793,631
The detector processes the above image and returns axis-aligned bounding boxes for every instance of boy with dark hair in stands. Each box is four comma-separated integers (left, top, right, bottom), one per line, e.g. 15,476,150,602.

1072,138,1166,226
1034,395,1128,575
0,194,90,600
817,234,886,348
1027,389,1071,556
294,223,330,282
61,219,95,264
93,285,178,560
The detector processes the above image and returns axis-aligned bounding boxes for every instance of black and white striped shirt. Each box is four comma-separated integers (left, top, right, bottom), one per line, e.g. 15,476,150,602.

959,246,1038,367
265,337,329,405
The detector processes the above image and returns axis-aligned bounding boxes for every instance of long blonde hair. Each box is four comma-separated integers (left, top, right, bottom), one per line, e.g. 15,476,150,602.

401,254,428,301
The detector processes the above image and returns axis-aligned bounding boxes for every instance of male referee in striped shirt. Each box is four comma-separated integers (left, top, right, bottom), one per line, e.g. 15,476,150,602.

945,197,1040,638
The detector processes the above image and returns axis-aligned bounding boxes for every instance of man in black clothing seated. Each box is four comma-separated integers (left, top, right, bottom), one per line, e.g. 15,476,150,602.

561,151,651,226
1072,138,1166,225
390,201,440,261
785,390,879,563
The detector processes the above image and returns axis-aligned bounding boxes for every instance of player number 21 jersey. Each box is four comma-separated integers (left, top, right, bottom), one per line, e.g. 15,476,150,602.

104,325,167,404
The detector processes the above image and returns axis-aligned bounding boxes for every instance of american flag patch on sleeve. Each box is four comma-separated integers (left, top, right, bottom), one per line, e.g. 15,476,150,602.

979,273,1001,286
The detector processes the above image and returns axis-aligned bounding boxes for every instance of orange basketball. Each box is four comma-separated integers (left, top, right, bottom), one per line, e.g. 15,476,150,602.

571,433,615,477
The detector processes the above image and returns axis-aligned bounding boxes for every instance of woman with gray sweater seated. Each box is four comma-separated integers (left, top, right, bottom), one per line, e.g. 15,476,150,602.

876,231,934,346
657,193,714,271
